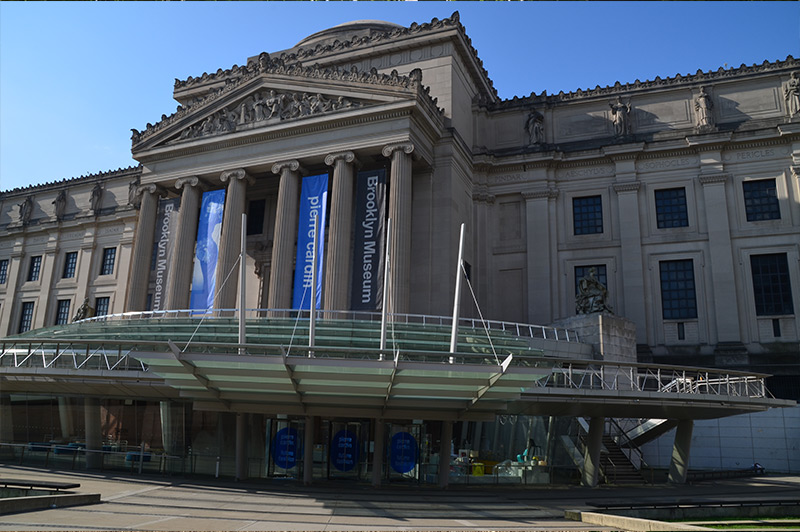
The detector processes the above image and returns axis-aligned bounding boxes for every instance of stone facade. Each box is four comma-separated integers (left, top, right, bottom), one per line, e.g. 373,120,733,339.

1,12,798,403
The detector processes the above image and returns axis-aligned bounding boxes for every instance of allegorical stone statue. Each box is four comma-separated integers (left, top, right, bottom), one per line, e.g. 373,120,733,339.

576,267,612,314
609,96,632,137
18,195,33,225
53,190,67,221
524,109,545,146
784,72,800,118
128,179,141,209
73,297,95,322
694,86,715,129
90,183,103,214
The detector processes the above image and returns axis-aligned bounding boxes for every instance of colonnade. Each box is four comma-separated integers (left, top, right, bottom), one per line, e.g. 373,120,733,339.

126,142,414,315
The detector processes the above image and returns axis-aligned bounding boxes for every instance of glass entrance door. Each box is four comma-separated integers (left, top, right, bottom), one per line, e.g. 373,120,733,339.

327,420,368,480
267,418,303,479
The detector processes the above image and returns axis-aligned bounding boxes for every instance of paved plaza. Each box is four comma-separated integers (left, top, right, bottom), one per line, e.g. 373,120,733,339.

2,465,800,531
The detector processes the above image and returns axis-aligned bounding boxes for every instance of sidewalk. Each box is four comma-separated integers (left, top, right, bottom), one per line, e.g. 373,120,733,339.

1,464,798,531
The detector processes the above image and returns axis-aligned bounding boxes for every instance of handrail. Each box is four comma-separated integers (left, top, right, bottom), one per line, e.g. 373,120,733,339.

68,308,582,343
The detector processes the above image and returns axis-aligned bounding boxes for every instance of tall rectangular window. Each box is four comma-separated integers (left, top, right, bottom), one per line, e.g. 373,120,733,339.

62,251,78,279
751,253,794,316
55,299,71,325
660,259,698,320
18,301,34,333
100,247,116,276
654,188,689,228
27,256,42,282
743,179,780,221
572,196,603,235
0,259,8,284
95,296,110,317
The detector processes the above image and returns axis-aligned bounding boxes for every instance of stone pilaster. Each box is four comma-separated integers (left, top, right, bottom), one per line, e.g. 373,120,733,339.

268,160,302,310
382,142,414,315
0,250,23,335
216,169,252,311
323,151,357,311
523,187,558,325
166,177,202,310
699,172,741,343
613,181,647,343
126,184,159,312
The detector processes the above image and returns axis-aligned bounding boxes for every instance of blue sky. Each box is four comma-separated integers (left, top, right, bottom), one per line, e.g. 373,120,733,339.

1,1,798,192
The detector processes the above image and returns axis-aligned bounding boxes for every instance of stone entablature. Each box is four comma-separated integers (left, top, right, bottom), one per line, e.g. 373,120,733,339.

132,63,440,148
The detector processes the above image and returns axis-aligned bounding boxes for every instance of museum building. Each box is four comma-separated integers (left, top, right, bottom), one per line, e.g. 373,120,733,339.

0,13,798,484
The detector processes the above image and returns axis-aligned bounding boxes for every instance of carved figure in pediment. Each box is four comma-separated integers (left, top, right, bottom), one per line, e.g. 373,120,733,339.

785,72,800,117
694,86,715,128
317,93,333,113
609,96,632,137
18,195,33,225
258,52,270,72
53,189,67,221
265,90,280,119
300,93,312,116
238,98,252,124
524,109,545,146
283,93,301,120
90,183,103,213
252,92,267,121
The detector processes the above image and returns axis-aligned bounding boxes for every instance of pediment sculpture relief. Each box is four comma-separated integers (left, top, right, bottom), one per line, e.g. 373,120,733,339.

174,90,363,143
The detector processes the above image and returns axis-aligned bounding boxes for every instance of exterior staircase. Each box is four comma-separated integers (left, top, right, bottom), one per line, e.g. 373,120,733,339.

600,434,646,485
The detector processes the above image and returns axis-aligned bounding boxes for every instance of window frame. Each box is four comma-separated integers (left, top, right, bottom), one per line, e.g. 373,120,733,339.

55,299,72,325
572,195,604,235
0,259,8,284
100,247,116,276
18,301,34,333
750,253,794,316
654,187,689,229
95,296,110,317
742,178,780,222
62,251,78,279
659,259,698,320
27,255,42,282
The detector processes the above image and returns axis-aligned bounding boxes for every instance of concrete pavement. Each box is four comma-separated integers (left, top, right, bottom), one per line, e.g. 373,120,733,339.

1,464,799,531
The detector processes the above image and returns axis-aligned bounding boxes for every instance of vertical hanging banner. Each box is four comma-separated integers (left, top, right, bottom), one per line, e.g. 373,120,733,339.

350,169,386,311
292,174,328,310
190,189,226,311
150,197,181,311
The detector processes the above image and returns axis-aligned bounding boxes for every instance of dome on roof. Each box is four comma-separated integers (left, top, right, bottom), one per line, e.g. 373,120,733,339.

296,20,403,49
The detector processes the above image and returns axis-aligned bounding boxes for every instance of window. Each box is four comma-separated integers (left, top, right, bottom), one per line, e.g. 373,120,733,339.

95,296,110,317
751,253,794,316
0,259,8,284
27,256,42,282
247,199,266,235
743,179,780,221
62,251,78,279
573,196,603,235
18,301,34,333
100,247,116,275
654,188,689,228
574,265,608,295
55,299,71,325
659,259,697,320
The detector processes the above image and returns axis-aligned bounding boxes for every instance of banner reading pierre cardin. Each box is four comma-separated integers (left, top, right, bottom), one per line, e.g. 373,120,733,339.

350,169,386,311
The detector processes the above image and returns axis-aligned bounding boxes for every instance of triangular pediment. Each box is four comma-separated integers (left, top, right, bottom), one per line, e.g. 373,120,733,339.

131,63,437,154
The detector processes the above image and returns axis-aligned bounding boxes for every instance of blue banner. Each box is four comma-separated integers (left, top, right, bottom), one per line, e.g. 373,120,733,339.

271,427,299,469
190,189,225,311
390,431,418,474
292,174,328,310
350,169,386,311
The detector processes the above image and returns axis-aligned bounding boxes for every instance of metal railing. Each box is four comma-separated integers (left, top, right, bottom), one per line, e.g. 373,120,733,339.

72,308,581,342
0,340,146,371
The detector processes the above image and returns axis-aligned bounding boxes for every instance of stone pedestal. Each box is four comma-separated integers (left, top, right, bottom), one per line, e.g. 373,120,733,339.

553,313,637,364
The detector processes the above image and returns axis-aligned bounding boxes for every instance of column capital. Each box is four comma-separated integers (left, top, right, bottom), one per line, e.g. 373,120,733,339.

324,151,357,167
135,183,157,197
791,165,800,178
271,160,302,175
175,176,202,190
382,142,415,158
698,173,729,185
220,168,254,185
612,182,641,193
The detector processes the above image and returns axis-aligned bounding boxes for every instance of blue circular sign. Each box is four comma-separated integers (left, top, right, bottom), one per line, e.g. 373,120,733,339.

271,427,299,469
390,431,418,474
330,429,359,472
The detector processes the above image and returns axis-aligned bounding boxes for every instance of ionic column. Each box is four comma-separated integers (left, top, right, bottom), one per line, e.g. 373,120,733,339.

216,169,253,311
268,161,302,310
324,151,357,312
166,177,202,310
382,142,414,315
126,184,160,312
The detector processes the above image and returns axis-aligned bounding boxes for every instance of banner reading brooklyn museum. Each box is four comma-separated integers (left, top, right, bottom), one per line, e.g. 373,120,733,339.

190,189,226,311
292,174,328,310
150,197,181,311
350,169,386,311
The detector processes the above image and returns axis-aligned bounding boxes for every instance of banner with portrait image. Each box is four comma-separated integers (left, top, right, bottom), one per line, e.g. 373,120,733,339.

350,169,386,311
190,189,226,311
292,174,328,310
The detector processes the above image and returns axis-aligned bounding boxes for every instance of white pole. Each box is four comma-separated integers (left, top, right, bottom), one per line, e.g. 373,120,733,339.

449,223,466,363
308,214,319,356
379,218,392,359
239,212,246,354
